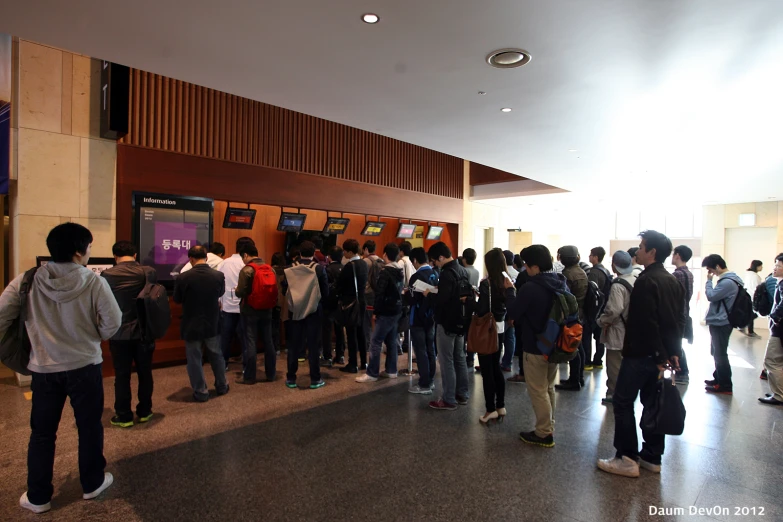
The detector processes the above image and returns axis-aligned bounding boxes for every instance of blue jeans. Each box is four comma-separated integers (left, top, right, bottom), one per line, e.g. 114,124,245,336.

220,312,245,365
613,356,666,465
412,324,436,388
243,310,276,382
501,324,516,369
288,311,322,384
436,325,468,404
368,314,402,377
185,336,228,399
28,364,106,505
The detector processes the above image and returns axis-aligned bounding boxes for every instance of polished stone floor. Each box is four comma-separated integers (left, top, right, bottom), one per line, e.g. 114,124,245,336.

1,322,782,522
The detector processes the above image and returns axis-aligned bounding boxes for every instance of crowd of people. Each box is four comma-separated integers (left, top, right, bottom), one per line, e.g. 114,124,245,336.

1,222,782,513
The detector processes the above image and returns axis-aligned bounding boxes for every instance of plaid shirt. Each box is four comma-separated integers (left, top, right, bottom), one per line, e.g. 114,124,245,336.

673,265,694,306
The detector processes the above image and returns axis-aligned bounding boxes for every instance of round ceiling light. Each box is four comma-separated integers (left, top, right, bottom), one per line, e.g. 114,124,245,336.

500,108,512,113
486,48,532,69
362,13,380,24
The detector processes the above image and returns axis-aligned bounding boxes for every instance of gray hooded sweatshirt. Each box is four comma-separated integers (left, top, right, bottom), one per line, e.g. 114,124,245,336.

0,262,122,373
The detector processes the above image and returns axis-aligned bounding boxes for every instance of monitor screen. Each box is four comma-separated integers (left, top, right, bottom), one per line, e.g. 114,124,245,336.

323,217,350,235
397,224,416,239
277,212,307,232
222,207,256,229
361,221,386,236
133,193,213,286
426,226,444,240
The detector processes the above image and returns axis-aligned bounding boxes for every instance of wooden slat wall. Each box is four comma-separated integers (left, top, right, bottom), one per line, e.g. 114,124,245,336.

121,70,464,199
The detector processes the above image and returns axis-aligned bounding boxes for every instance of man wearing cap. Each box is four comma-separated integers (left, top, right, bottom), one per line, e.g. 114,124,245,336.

596,251,637,404
555,246,588,391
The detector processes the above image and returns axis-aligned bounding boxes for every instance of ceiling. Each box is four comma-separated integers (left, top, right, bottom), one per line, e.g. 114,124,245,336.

3,1,783,205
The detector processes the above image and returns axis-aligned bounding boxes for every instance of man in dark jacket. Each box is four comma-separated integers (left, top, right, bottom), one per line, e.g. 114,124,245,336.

173,245,227,402
507,249,533,384
672,245,694,384
760,253,783,405
337,239,369,373
426,242,471,410
234,244,277,385
586,246,612,369
321,245,346,366
557,245,589,391
284,241,329,389
357,243,404,382
504,245,562,448
406,247,439,394
598,230,684,478
101,241,157,427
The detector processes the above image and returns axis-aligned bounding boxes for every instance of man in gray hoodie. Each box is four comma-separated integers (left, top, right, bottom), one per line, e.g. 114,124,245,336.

702,254,744,394
0,223,122,514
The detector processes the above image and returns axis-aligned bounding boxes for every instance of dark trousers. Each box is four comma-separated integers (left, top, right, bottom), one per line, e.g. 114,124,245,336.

220,311,245,365
710,324,733,388
586,323,605,365
243,310,276,382
465,321,474,366
322,310,345,361
28,364,106,505
478,333,506,413
568,324,587,383
109,340,154,421
272,307,282,352
412,324,436,388
288,311,322,384
346,319,367,369
679,340,690,375
613,356,665,465
363,307,374,353
501,325,516,369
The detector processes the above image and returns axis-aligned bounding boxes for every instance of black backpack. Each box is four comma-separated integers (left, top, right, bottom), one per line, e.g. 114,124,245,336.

0,268,38,375
584,280,605,327
136,283,171,342
721,280,755,328
753,284,773,317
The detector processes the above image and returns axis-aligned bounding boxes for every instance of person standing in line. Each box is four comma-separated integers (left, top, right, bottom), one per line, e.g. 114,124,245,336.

407,247,439,395
555,246,588,391
0,223,121,513
500,250,518,373
397,241,416,355
586,246,612,370
426,242,471,411
356,243,404,383
234,244,277,385
597,230,684,477
321,245,346,366
361,240,384,365
759,254,783,405
337,239,369,373
702,254,744,395
270,252,287,355
180,242,226,273
627,247,644,277
174,245,228,401
218,237,255,369
671,245,694,384
596,251,637,404
462,248,480,370
476,248,513,424
743,260,764,338
101,241,158,428
507,249,532,384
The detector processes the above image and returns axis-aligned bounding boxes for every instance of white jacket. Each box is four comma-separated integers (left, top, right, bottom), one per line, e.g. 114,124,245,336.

597,272,637,350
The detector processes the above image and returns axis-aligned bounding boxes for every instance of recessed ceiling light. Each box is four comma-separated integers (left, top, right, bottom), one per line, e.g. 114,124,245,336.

478,91,486,95
568,149,578,152
500,107,512,113
362,13,379,24
487,48,532,69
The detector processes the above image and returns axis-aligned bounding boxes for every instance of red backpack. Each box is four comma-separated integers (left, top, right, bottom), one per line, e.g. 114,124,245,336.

246,263,278,310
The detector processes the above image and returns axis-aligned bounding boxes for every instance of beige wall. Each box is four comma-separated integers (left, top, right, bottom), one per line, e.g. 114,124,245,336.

701,202,783,261
9,40,116,277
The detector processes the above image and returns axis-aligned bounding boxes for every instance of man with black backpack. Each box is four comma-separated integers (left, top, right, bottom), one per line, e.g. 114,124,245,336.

425,242,472,411
585,246,612,370
337,239,369,373
362,240,385,360
598,230,684,478
101,241,158,428
284,241,329,389
555,246,588,391
321,245,346,366
235,244,278,385
504,245,571,448
702,254,747,395
357,243,404,383
406,247,439,394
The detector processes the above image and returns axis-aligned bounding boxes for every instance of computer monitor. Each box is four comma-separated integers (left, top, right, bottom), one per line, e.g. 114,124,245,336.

323,217,350,235
397,223,416,239
277,212,307,232
426,226,444,240
222,207,256,229
361,221,386,236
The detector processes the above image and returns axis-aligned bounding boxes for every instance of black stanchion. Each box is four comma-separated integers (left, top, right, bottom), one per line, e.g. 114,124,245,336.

399,324,418,376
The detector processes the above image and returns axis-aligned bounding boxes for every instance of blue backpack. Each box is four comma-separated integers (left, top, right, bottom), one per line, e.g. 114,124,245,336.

530,286,582,364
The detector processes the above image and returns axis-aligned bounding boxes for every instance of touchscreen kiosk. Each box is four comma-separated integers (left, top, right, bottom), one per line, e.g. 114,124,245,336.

223,207,257,229
361,221,386,236
397,224,416,239
426,226,444,240
323,217,350,235
277,212,306,232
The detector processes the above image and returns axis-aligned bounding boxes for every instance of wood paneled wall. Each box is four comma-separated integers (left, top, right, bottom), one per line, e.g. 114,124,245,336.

120,70,464,199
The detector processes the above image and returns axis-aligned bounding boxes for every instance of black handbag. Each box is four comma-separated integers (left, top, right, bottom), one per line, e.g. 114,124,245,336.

337,261,363,327
0,268,38,375
641,373,686,435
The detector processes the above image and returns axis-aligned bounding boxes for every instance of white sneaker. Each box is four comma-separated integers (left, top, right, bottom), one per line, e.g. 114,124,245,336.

639,458,661,473
355,374,379,383
19,492,51,514
380,371,398,379
83,472,114,500
597,456,640,478
408,385,433,395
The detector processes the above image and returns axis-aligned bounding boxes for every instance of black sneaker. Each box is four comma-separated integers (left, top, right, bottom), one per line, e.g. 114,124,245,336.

110,416,134,428
335,356,346,365
704,379,718,386
320,358,333,368
456,395,469,405
519,431,555,448
217,386,230,396
360,363,368,371
555,381,581,391
235,378,255,385
339,365,358,373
